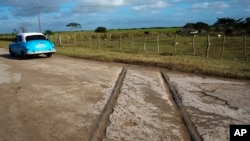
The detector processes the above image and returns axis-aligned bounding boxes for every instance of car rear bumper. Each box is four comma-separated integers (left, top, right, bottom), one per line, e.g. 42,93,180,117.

26,49,56,55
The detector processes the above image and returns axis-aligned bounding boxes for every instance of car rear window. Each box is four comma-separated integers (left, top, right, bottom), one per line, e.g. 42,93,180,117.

26,35,46,41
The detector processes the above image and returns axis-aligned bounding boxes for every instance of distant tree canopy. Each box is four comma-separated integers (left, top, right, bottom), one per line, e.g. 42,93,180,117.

194,22,210,31
181,17,250,35
182,22,209,34
213,17,236,27
213,17,250,35
183,22,209,31
44,30,54,35
12,27,27,34
95,26,107,33
66,23,81,30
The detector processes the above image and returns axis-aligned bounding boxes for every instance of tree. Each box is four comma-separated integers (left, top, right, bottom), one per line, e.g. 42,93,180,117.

183,23,195,29
66,23,81,30
13,29,19,34
12,27,27,34
182,22,209,34
20,27,26,33
44,30,54,35
244,17,250,33
214,18,236,35
95,26,107,33
245,17,250,26
213,17,236,27
194,22,209,32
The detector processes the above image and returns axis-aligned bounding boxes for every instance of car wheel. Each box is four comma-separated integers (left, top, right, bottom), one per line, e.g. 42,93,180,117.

9,48,15,56
46,53,52,57
21,51,26,58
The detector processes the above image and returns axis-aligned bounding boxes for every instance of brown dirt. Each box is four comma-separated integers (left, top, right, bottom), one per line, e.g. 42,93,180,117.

1,48,250,141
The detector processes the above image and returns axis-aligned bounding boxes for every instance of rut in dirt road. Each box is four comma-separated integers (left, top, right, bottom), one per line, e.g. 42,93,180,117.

161,70,202,141
89,67,127,141
89,66,196,141
2,47,249,141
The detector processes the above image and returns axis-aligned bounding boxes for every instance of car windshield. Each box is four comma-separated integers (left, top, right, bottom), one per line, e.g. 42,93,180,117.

26,35,46,42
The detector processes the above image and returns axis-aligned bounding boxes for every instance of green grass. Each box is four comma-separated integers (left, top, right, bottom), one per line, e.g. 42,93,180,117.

1,32,250,79
108,27,181,34
0,41,11,48
56,46,250,79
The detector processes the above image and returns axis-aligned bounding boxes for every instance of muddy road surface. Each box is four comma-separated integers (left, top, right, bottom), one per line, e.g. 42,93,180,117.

0,48,250,141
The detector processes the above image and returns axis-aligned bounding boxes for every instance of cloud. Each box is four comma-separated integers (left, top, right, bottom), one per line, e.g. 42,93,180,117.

0,0,69,17
77,0,125,6
0,0,249,33
133,1,169,12
70,0,170,15
70,0,126,14
232,0,250,6
190,1,230,11
231,0,250,10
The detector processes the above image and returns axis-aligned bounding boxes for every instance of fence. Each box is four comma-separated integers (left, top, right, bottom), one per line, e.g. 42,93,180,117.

0,34,14,41
1,32,249,61
49,32,249,61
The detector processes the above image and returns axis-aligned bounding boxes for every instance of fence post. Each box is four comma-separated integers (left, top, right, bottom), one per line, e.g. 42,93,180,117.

73,33,76,47
89,33,92,48
220,35,226,59
157,34,160,53
119,35,122,52
131,34,134,50
53,35,56,45
98,33,101,48
244,35,248,61
206,34,210,58
174,34,178,55
59,35,62,47
144,35,147,53
109,34,112,48
81,32,84,46
192,34,196,56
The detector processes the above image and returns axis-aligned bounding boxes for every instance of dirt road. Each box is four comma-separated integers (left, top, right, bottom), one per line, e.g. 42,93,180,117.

0,48,250,141
166,71,250,141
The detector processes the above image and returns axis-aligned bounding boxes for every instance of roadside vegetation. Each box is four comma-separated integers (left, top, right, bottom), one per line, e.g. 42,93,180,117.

56,46,250,79
1,33,249,79
0,17,250,79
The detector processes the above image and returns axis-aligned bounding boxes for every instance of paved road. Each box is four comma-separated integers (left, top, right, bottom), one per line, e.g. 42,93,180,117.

0,48,250,141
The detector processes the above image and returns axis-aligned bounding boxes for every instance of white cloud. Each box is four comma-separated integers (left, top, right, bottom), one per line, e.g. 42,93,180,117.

215,11,224,15
133,1,169,12
75,0,125,6
231,0,250,6
190,1,230,11
71,0,126,14
0,0,70,17
231,0,250,11
0,0,249,33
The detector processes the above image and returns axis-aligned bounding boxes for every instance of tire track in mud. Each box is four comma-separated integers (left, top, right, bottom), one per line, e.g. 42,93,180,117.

89,67,127,141
161,70,203,141
90,67,202,141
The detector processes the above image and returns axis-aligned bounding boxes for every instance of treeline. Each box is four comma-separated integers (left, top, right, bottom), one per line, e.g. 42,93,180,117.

180,17,250,35
0,34,14,41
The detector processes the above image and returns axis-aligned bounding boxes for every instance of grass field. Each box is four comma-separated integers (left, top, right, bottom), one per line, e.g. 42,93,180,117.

1,28,250,79
56,47,250,79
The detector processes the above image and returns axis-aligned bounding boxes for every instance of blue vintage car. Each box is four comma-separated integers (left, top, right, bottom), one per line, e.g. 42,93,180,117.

9,32,56,58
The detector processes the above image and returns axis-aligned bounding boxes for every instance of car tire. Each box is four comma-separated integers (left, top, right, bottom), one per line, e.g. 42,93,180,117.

21,51,26,58
9,48,15,57
46,53,52,57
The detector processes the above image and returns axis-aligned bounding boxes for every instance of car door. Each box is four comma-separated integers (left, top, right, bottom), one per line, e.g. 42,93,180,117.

12,35,23,55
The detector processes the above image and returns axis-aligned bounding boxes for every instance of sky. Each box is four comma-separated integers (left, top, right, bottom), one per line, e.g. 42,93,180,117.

0,0,249,33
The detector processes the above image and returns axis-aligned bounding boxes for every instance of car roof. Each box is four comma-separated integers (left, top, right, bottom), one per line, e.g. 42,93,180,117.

17,32,44,37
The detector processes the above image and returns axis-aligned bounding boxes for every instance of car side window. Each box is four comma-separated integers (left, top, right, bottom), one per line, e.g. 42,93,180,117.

16,36,22,42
